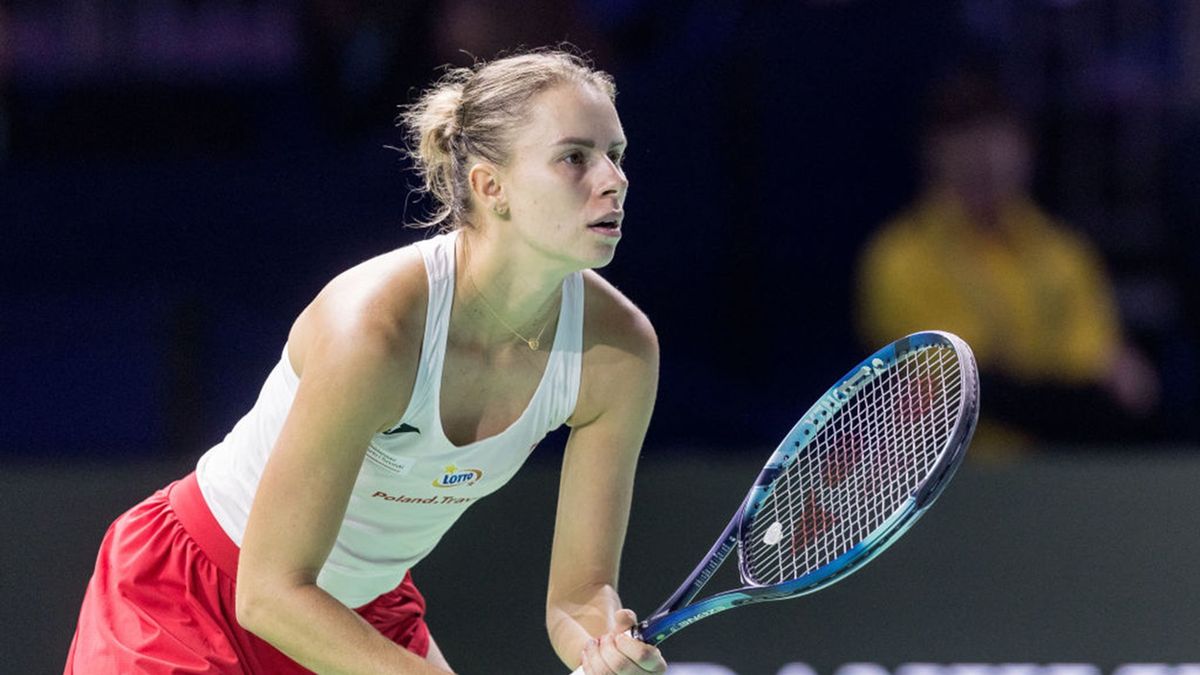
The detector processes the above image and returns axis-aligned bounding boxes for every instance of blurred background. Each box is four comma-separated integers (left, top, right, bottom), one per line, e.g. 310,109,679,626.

2,0,1199,673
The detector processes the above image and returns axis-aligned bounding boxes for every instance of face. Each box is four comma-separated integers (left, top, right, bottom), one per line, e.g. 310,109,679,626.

929,118,1031,220
492,82,628,269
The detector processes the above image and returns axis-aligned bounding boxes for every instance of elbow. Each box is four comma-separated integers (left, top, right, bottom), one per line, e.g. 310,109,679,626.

234,584,266,634
235,559,322,638
236,571,321,639
235,579,284,636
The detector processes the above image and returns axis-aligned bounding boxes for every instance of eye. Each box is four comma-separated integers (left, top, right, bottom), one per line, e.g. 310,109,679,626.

609,151,626,167
562,150,586,166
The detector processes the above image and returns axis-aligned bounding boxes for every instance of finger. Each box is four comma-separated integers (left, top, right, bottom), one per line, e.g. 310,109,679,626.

614,608,639,632
581,638,606,675
586,636,622,675
578,638,592,675
597,633,630,674
614,632,667,673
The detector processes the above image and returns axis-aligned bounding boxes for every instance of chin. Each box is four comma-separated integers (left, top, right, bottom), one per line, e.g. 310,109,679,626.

583,242,619,269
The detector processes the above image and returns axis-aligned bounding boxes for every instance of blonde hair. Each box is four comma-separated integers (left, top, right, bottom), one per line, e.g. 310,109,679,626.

399,49,616,230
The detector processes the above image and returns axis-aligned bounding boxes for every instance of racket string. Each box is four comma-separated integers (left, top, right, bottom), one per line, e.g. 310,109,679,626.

742,344,963,586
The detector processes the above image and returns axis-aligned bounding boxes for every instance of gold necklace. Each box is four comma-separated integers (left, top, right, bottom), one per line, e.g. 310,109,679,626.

462,239,555,351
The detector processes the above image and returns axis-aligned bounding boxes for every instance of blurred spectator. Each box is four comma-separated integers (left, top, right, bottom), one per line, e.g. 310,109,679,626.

855,68,1162,454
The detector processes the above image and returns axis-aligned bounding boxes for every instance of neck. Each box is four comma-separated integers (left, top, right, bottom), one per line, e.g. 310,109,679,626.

453,228,565,349
932,187,1012,235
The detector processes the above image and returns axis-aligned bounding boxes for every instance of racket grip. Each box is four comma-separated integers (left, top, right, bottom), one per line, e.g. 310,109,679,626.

567,624,648,673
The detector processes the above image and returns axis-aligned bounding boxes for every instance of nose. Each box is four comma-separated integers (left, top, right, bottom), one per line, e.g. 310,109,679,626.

599,157,628,200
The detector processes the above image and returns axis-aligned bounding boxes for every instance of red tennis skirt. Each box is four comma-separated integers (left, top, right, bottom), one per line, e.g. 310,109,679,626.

64,472,430,674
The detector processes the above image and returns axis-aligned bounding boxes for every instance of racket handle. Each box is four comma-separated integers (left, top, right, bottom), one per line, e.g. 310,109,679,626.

567,624,647,673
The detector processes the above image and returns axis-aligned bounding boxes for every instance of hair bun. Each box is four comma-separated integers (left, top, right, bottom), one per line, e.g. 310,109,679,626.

430,82,465,154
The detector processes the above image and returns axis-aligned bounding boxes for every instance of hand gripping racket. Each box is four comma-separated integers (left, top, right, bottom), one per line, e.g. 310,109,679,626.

570,331,979,672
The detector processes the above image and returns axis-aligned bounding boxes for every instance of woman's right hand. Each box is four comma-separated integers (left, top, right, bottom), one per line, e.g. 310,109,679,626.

576,609,667,675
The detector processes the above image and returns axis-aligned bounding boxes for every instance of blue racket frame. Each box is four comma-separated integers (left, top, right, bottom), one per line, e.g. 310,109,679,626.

634,331,979,645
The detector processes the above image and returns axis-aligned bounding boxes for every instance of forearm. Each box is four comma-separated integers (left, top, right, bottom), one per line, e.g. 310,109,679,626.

546,582,624,669
239,582,447,675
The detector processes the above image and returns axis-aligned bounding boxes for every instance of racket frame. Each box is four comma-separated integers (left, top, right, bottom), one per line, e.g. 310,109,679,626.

634,331,979,645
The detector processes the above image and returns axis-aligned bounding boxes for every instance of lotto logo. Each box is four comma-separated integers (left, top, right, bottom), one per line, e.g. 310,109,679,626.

432,465,483,488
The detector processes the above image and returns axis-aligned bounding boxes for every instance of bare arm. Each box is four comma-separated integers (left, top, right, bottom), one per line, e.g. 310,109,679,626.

235,311,450,674
546,283,666,674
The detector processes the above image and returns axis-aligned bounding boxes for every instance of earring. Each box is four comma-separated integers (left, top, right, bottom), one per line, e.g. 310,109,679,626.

494,203,509,216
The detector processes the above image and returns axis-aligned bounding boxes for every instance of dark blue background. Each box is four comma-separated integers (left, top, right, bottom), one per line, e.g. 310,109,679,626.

2,0,1196,460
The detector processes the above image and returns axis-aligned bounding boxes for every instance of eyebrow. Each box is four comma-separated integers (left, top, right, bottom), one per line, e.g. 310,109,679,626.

553,137,627,149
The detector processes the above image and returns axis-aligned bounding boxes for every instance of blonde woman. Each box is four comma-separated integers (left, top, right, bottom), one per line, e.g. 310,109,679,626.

66,50,667,675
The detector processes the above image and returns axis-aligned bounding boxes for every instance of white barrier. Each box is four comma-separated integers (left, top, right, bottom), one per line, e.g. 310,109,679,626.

664,663,1200,675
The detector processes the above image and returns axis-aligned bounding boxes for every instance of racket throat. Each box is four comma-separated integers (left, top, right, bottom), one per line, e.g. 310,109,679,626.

652,512,741,617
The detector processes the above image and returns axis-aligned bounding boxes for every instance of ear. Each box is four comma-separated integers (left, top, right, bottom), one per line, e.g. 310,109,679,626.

467,162,508,217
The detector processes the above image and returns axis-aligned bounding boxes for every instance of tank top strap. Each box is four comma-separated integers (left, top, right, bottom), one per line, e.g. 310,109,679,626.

388,231,457,431
544,271,584,428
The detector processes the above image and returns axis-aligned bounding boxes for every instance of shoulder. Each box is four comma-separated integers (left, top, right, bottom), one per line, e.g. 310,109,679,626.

1036,217,1098,258
859,198,944,278
569,271,659,428
287,243,429,404
864,205,924,254
580,269,659,366
1014,205,1109,271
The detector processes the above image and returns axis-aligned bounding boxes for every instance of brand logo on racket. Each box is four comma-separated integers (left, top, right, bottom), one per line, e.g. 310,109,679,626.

796,358,888,439
432,465,483,488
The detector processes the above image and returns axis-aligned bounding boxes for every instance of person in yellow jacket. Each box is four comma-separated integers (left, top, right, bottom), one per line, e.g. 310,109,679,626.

856,69,1159,453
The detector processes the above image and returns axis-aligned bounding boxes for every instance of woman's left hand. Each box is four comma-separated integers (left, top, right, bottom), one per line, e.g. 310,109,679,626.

578,609,667,674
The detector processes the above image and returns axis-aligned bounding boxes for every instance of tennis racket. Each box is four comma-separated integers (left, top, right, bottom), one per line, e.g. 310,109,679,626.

570,330,979,673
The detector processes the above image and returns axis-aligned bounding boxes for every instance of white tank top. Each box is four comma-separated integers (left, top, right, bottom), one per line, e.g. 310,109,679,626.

196,230,583,608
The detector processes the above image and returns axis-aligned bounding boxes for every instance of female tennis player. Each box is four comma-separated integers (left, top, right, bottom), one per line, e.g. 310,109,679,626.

65,50,667,675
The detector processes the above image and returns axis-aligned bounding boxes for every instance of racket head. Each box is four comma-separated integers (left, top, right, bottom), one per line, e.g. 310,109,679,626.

735,330,979,594
634,331,979,646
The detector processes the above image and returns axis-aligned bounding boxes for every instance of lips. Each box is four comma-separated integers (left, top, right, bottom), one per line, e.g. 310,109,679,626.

587,212,624,232
587,220,622,239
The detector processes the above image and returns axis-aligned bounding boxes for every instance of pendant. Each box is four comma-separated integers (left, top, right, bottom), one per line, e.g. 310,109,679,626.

527,338,540,351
